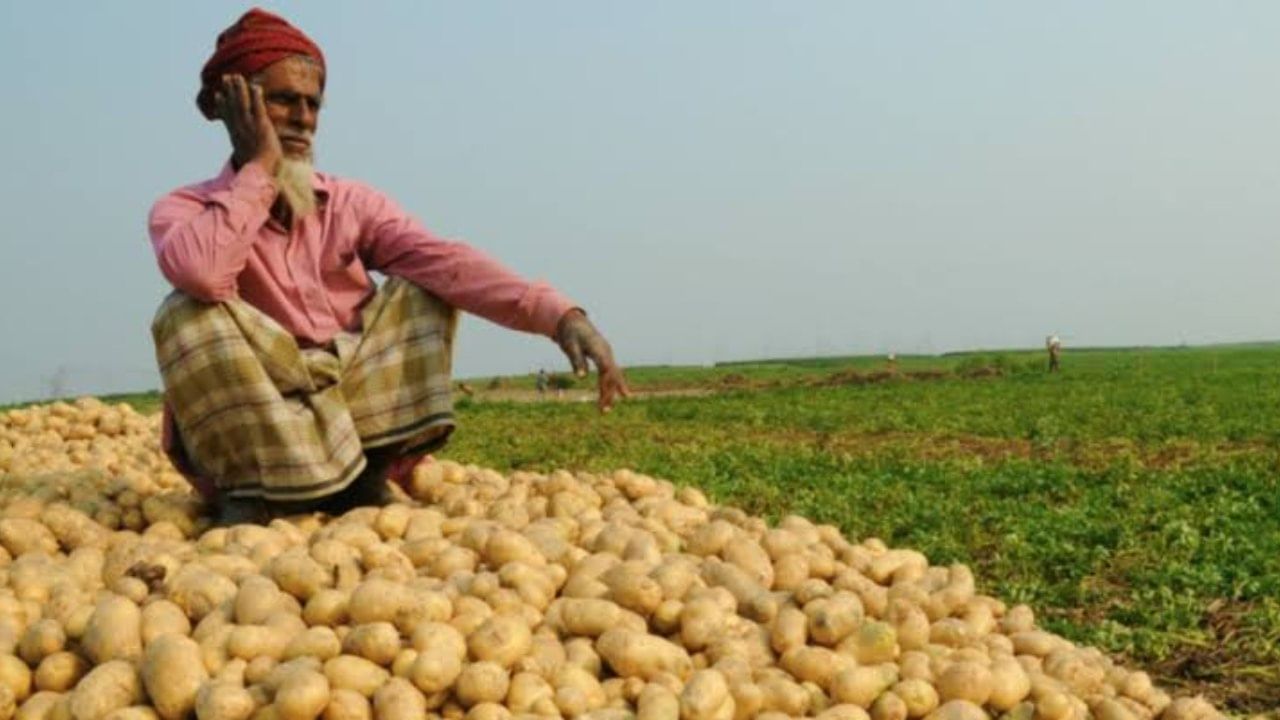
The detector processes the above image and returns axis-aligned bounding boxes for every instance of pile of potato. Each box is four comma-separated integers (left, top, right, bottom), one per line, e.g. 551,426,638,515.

0,399,1226,720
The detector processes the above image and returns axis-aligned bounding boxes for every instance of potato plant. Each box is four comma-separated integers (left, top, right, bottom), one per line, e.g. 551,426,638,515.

0,400,1228,720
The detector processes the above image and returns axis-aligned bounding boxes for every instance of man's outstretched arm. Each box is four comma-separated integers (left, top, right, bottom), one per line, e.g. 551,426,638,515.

355,185,629,410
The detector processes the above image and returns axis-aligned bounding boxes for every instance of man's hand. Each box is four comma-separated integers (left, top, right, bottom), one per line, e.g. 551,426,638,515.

555,310,630,413
215,74,283,174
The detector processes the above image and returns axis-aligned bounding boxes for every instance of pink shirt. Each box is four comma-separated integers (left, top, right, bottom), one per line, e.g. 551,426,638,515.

149,162,575,345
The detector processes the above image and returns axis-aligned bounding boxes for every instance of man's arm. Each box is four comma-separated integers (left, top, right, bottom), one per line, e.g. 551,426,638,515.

149,163,276,301
355,185,630,410
354,185,574,336
150,76,284,301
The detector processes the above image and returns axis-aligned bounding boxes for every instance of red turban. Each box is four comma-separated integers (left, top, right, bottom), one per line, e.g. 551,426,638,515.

196,7,325,120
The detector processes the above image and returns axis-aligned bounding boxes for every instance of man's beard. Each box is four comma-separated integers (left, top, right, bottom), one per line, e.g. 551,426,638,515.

276,156,317,218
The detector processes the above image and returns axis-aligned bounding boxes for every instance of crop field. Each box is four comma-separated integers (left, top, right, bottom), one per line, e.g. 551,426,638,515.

451,346,1280,714
3,344,1277,715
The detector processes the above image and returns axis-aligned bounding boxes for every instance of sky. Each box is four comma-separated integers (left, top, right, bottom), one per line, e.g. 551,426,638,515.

2,2,1280,403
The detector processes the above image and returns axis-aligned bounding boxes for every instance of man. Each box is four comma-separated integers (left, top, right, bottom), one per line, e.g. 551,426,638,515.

1046,334,1062,373
149,8,628,524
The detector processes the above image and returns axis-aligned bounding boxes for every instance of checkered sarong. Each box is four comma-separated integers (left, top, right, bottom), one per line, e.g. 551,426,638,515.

152,278,456,502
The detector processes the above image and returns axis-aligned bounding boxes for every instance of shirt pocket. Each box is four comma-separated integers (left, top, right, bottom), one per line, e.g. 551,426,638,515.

321,248,371,293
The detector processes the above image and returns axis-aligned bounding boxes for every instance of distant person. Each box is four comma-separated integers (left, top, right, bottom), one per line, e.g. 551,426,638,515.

1046,334,1062,373
536,369,549,397
147,9,629,525
886,352,899,374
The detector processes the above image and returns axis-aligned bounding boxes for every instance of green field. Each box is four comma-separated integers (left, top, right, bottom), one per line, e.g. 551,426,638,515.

12,345,1279,713
455,346,1280,714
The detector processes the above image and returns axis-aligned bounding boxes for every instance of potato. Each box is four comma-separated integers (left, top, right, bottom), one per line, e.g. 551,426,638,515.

700,561,775,623
367,678,423,720
680,670,733,720
871,692,909,720
923,700,988,720
274,670,329,720
142,635,208,720
1092,698,1139,720
757,675,809,716
68,661,141,720
818,705,873,720
780,647,850,689
597,629,692,681
843,621,898,665
0,656,31,704
259,660,321,697
504,673,551,714
194,682,256,720
770,606,807,655
235,577,285,626
550,599,626,638
454,662,509,708
830,666,895,709
390,590,451,636
637,684,680,720
269,552,332,603
936,662,992,706
18,622,64,666
322,657,388,698
602,565,662,617
33,654,86,695
141,601,192,646
83,595,142,663
302,592,349,628
15,691,62,720
167,566,239,623
467,616,531,669
0,520,58,558
0,685,16,720
805,593,863,647
284,628,342,663
513,634,565,680
987,657,1031,711
341,624,399,668
227,626,290,662
244,658,277,686
679,599,726,652
321,690,368,720
893,680,939,719
346,582,407,626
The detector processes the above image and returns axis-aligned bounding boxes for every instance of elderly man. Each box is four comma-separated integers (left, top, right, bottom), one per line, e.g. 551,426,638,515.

149,8,628,524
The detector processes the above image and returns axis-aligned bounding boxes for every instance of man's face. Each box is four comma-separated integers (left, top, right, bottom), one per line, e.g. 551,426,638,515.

254,56,324,160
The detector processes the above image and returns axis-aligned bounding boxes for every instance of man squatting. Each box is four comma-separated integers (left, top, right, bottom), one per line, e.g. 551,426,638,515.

148,8,629,525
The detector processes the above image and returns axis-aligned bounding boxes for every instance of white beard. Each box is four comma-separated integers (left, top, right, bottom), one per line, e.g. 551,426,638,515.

275,157,317,218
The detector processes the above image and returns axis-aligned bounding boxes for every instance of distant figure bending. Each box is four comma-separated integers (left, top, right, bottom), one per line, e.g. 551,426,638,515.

1046,334,1062,373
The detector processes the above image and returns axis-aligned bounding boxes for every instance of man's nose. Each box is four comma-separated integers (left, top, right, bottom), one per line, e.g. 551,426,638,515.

289,99,316,129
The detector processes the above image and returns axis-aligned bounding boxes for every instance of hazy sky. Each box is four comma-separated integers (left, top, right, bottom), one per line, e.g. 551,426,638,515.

2,2,1279,403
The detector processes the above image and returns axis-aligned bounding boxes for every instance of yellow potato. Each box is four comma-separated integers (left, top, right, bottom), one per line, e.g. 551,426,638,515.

369,679,424,720
274,670,330,720
68,661,141,720
142,635,207,720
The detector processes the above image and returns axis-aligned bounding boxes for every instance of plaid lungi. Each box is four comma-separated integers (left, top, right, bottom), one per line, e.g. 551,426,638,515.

152,278,457,502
